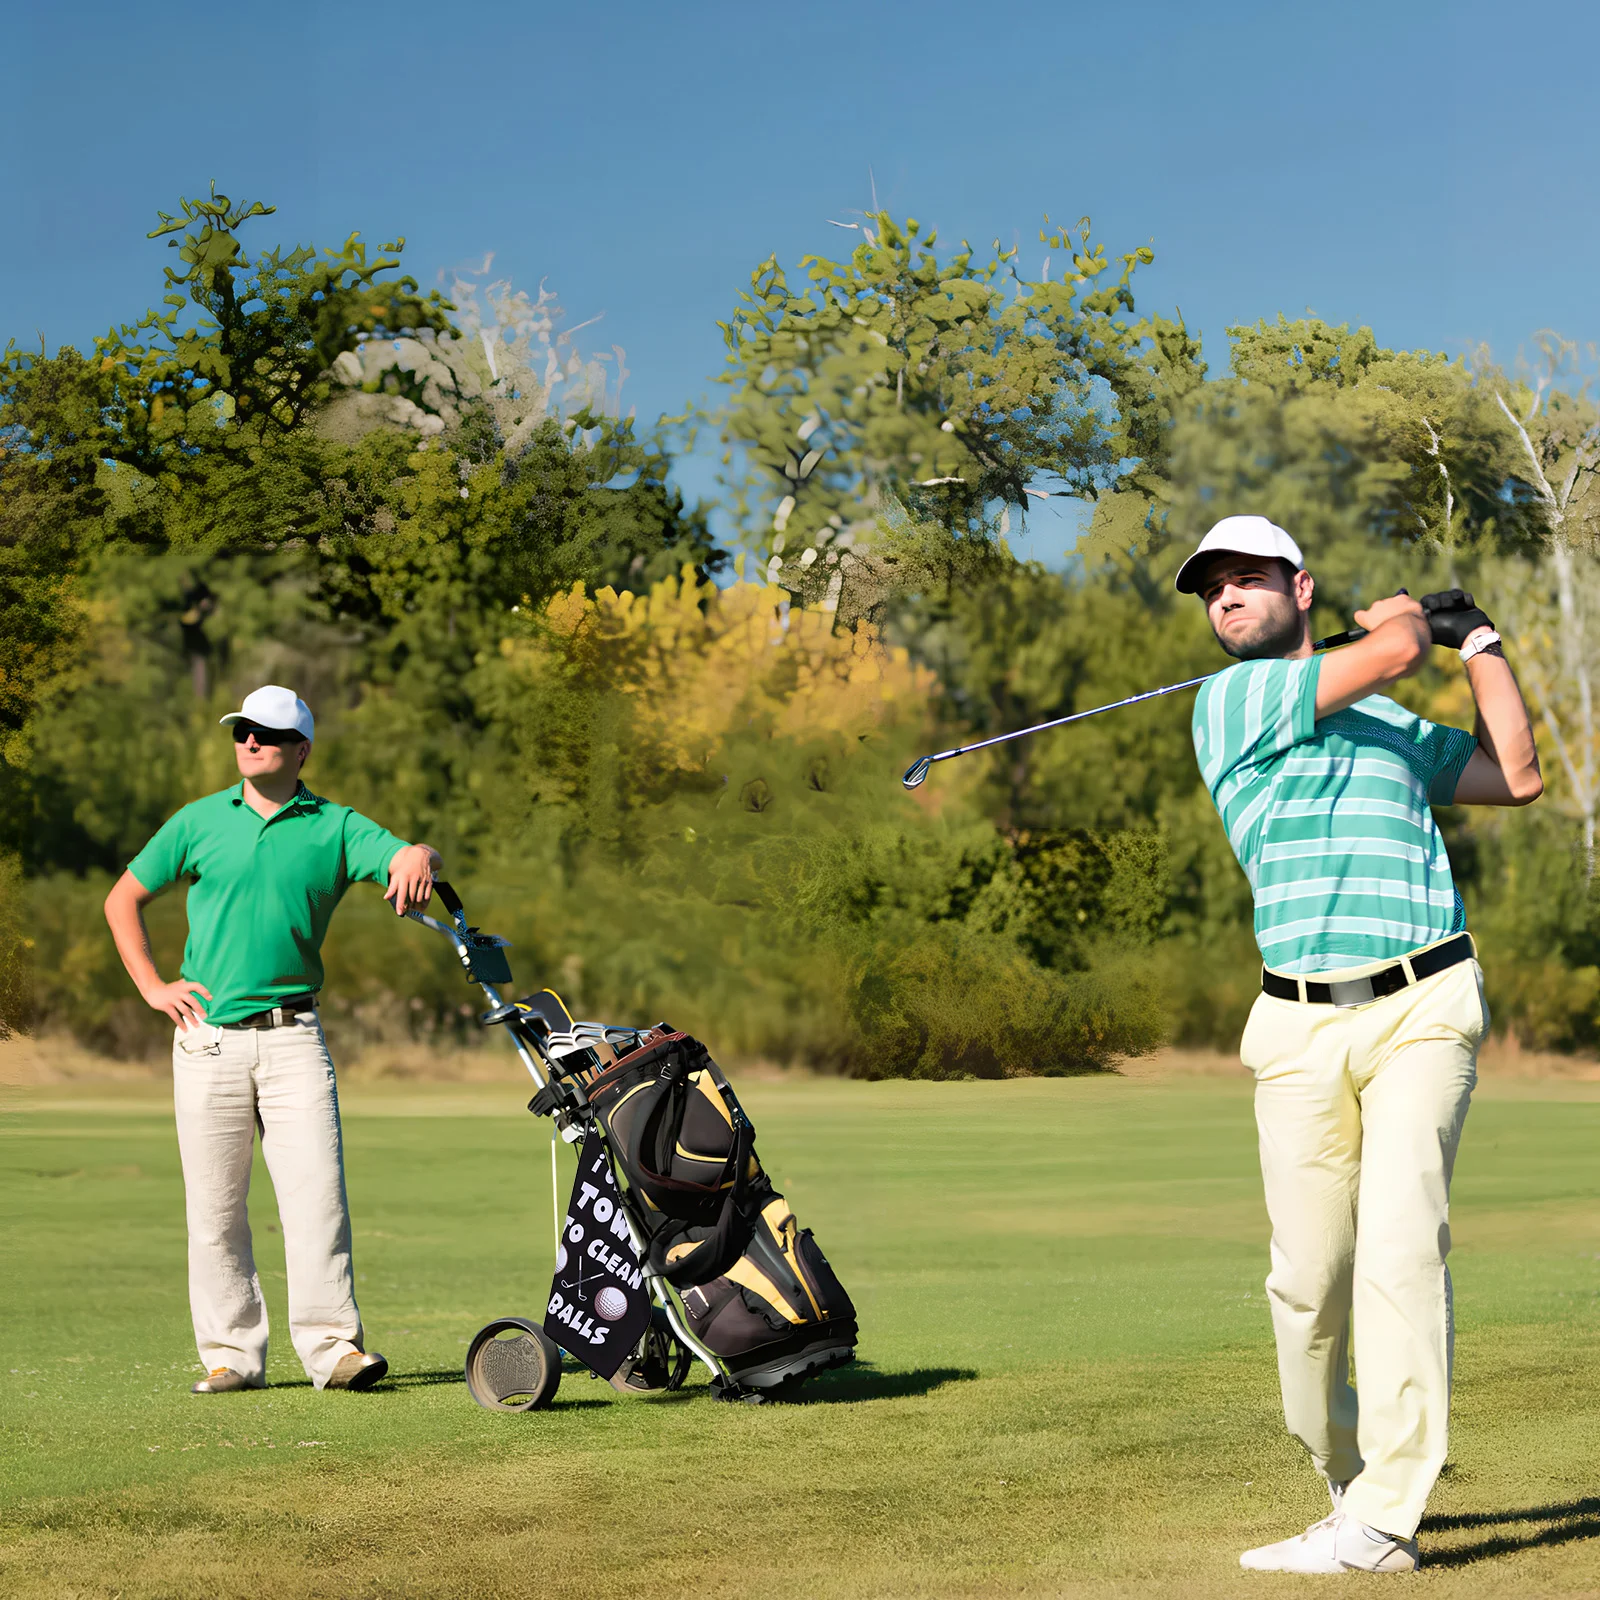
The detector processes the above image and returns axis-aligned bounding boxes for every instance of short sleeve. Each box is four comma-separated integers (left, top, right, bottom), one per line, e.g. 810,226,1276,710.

342,809,411,886
126,809,191,894
1192,655,1321,793
1426,726,1478,805
1336,698,1478,805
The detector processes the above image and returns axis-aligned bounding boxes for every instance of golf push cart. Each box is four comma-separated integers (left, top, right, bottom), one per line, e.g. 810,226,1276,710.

405,883,857,1410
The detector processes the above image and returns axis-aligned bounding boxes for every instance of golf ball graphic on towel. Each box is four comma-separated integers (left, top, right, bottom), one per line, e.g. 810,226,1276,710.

595,1286,628,1322
555,1244,567,1273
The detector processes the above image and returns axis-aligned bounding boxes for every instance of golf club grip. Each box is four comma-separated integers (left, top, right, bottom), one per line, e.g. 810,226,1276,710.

1313,627,1368,652
432,879,465,917
1312,590,1408,652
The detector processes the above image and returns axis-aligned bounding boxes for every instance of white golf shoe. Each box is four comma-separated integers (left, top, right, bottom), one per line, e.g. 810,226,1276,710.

1240,1512,1419,1573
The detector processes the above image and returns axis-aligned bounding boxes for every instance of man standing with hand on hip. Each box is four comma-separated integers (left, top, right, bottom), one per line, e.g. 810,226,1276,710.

1178,517,1542,1574
104,685,441,1395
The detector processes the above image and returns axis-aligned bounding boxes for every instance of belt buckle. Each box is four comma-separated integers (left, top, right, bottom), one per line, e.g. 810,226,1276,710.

1327,977,1376,1008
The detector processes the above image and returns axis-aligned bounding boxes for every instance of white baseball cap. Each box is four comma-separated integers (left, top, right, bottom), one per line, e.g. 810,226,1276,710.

219,685,315,742
1174,515,1304,595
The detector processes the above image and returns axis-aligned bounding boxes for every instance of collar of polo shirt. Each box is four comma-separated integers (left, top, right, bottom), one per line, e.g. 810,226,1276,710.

230,780,322,814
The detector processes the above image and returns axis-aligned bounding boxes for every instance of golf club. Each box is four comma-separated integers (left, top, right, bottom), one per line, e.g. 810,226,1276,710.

901,626,1369,790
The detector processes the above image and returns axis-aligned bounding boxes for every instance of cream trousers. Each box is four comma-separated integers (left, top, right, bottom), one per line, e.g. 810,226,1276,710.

171,1012,366,1388
1240,952,1487,1539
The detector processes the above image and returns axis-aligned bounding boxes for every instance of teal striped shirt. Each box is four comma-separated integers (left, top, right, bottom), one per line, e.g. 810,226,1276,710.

1193,656,1478,975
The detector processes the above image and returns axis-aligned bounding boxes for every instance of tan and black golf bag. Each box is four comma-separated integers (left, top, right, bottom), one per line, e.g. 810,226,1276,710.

579,1029,857,1393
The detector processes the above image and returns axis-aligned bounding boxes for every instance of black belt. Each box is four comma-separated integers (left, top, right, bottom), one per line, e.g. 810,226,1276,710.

1261,934,1474,1007
223,994,319,1029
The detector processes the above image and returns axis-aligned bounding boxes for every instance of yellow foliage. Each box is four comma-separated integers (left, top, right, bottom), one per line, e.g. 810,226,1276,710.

510,569,936,778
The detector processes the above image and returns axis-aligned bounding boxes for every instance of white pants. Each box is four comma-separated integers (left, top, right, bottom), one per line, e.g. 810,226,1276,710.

1240,953,1487,1539
171,1012,366,1388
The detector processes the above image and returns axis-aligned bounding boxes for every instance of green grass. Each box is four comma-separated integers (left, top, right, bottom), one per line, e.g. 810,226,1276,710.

2,1071,1599,1597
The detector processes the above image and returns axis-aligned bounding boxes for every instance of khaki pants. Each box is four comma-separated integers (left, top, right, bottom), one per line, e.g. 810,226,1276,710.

1240,952,1487,1539
171,1012,366,1388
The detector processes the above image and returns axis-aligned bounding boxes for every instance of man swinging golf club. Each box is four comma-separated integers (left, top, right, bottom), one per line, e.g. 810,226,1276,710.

104,686,440,1395
1179,516,1542,1574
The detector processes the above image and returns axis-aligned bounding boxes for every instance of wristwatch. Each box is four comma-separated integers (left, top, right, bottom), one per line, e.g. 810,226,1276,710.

1460,626,1503,663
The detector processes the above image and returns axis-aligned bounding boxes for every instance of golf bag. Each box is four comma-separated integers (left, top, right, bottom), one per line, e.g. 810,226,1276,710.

574,1027,858,1391
401,880,860,1409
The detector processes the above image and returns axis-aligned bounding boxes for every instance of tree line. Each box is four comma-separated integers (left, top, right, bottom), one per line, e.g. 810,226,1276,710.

4,188,1598,1071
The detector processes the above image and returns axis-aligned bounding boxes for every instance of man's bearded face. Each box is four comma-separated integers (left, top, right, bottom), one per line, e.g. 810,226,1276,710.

1201,558,1307,660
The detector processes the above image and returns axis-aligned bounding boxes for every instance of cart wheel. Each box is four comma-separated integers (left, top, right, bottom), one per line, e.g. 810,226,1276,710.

464,1318,562,1411
608,1306,695,1395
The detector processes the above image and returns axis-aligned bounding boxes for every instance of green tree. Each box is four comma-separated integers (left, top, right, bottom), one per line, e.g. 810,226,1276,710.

91,185,454,484
716,211,1198,614
0,184,456,837
1479,338,1600,866
2,192,721,877
0,348,112,853
1150,319,1544,595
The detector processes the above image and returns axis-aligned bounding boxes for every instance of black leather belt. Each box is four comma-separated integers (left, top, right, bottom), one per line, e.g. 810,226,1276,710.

223,994,319,1029
1261,934,1474,1007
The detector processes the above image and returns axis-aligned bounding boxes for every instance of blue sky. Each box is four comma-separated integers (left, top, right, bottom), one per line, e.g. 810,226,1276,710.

7,0,1597,562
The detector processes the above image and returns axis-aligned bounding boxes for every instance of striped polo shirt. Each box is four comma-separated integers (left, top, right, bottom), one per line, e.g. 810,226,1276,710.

1192,654,1478,976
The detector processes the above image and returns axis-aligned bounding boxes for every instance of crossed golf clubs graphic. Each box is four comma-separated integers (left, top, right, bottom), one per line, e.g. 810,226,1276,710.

559,1244,607,1302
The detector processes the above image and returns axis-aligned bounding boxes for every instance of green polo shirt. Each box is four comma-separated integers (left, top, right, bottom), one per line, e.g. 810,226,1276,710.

127,782,411,1025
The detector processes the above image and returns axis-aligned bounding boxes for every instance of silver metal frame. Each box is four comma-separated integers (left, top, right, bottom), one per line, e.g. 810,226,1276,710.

404,901,730,1385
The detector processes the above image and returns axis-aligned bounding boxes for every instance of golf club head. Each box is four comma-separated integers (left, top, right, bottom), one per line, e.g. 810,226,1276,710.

902,755,934,789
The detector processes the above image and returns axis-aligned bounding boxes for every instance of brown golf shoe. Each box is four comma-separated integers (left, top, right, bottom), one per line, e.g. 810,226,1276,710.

326,1351,388,1390
191,1367,260,1394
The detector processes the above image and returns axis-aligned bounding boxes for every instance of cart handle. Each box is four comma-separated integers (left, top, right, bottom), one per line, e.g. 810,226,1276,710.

402,885,549,1094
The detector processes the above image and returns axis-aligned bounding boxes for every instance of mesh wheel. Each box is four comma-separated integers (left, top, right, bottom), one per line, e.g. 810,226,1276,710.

464,1318,562,1412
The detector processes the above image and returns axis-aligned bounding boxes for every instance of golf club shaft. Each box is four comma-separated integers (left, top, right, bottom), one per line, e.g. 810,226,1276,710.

901,626,1369,788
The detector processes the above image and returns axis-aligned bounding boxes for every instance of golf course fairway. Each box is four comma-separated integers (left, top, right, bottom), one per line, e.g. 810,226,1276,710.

3,1070,1598,1597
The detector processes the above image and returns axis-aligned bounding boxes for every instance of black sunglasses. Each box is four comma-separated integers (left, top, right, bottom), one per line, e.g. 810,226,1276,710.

232,724,303,747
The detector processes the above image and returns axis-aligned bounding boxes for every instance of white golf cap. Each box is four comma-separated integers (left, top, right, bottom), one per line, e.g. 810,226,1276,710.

219,685,315,742
1174,515,1304,594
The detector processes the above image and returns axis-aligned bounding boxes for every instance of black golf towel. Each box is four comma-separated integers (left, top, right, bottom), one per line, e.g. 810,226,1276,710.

544,1129,654,1381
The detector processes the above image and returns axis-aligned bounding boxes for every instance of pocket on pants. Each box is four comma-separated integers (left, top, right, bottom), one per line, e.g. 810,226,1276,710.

1240,991,1323,1083
1469,961,1490,1039
174,1025,223,1057
1239,994,1281,1077
1414,959,1490,1046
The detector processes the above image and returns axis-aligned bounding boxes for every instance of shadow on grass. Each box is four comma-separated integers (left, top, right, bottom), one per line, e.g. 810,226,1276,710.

780,1362,979,1405
257,1368,468,1392
1421,1496,1600,1568
280,1362,977,1408
386,1367,626,1410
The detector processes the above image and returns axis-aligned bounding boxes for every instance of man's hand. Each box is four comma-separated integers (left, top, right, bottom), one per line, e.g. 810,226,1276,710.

1421,589,1495,649
384,844,439,916
106,870,212,1031
143,978,213,1031
1351,592,1430,642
